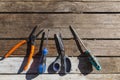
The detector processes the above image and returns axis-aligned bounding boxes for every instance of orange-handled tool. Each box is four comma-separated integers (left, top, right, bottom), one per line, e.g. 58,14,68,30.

4,40,27,58
3,26,44,71
23,27,44,71
24,45,35,71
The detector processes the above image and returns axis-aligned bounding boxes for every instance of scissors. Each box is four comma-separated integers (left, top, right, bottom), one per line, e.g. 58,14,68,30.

52,33,71,74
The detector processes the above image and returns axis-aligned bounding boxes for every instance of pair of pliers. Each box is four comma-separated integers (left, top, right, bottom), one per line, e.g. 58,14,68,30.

53,33,71,74
4,26,44,71
69,26,101,70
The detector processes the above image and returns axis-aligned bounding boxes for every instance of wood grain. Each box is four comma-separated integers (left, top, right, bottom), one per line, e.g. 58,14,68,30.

0,74,119,80
0,57,119,74
0,2,120,12
0,0,119,79
0,14,120,38
0,0,120,2
0,40,120,57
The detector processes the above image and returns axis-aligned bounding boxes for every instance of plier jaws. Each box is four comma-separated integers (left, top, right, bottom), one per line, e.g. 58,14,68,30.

3,26,44,71
29,29,44,45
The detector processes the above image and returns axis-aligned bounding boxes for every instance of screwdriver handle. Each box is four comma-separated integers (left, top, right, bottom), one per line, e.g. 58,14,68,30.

38,63,46,74
42,48,48,56
38,30,49,74
38,48,48,73
84,50,101,70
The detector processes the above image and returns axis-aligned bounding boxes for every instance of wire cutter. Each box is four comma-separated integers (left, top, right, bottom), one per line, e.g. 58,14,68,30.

69,26,101,70
3,26,44,71
52,33,71,74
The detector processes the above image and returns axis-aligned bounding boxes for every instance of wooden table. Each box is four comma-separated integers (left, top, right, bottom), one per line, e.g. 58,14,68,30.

0,0,120,80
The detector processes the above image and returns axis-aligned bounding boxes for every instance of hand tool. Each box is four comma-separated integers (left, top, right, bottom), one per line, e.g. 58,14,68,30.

69,26,101,70
3,26,44,71
38,30,49,74
53,33,71,74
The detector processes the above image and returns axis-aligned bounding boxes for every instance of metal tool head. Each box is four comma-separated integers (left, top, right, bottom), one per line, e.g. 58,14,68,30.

29,26,44,38
29,26,44,45
39,32,45,53
69,25,88,50
28,26,38,39
35,29,44,38
69,25,77,39
55,34,65,55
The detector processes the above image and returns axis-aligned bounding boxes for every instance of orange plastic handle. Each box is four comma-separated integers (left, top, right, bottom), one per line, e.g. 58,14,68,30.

24,45,35,71
4,40,27,58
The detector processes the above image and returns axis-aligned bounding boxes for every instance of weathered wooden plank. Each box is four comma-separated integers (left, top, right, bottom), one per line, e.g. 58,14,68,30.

0,57,119,74
0,2,120,12
0,40,120,56
1,27,120,38
0,0,74,1
0,14,120,38
82,0,120,1
0,0,119,2
0,74,119,80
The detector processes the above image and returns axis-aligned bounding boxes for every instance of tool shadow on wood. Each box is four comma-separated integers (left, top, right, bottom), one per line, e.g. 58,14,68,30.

75,37,93,75
25,33,45,80
47,54,71,76
17,27,38,74
47,56,60,74
17,41,31,74
78,54,93,75
47,36,63,75
25,55,40,80
17,28,43,80
48,34,71,76
25,46,42,80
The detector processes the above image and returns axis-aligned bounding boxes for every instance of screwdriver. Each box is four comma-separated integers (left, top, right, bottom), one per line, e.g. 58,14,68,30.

38,29,49,74
69,26,101,70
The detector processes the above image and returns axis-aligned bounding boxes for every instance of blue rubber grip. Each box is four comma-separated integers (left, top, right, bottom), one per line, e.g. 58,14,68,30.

38,64,46,74
42,48,48,56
